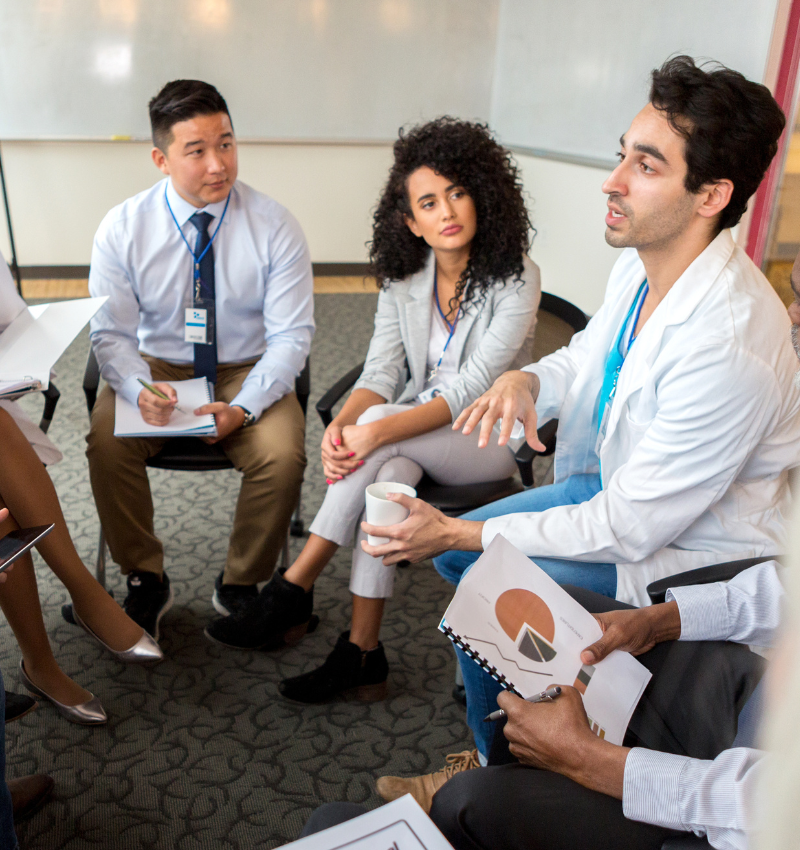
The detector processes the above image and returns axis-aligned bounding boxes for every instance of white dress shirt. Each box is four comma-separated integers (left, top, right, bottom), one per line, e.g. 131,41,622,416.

89,177,315,419
623,562,783,849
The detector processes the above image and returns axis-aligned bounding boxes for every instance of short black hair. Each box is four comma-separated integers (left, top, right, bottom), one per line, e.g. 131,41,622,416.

369,117,532,311
148,80,231,151
650,55,785,231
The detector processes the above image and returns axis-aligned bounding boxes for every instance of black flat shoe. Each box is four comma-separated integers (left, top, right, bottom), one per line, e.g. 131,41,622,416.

279,631,389,704
205,568,318,650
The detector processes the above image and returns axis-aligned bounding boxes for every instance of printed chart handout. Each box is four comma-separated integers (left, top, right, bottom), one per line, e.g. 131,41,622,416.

279,795,454,850
440,534,651,745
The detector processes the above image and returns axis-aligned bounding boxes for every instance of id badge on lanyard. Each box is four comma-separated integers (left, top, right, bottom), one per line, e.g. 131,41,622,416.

185,272,216,345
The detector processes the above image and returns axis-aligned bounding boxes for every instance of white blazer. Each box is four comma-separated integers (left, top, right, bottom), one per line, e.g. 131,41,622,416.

482,230,800,606
354,252,541,418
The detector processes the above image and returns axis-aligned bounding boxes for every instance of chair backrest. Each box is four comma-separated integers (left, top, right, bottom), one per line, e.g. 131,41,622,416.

530,292,588,364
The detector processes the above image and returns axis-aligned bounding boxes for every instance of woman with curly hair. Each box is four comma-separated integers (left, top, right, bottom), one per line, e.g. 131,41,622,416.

206,117,541,702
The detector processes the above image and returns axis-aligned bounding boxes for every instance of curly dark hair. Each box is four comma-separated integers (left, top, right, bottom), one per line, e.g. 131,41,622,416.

650,56,785,231
369,117,532,311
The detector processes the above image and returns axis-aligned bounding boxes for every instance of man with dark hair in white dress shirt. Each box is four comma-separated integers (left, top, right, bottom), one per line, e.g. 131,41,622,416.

84,80,314,642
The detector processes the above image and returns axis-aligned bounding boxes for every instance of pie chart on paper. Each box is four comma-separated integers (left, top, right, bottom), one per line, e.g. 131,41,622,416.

495,589,557,663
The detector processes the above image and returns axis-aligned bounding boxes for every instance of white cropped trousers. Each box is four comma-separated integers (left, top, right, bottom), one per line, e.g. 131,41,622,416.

308,404,518,599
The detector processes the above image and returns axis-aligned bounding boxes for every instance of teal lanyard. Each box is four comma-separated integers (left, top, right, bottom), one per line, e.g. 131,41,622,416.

597,280,648,436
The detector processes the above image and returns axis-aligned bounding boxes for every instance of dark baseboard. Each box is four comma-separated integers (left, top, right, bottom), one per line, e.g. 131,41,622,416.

18,262,372,279
19,265,90,279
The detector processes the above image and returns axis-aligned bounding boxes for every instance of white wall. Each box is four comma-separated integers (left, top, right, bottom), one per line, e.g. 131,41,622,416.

519,154,617,314
0,141,615,313
0,140,393,266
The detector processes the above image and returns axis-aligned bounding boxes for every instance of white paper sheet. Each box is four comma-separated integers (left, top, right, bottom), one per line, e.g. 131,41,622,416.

114,377,217,437
279,795,454,850
0,296,107,388
440,534,651,745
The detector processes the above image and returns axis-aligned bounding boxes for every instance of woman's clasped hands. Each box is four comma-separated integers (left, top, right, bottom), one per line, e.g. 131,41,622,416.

320,420,382,484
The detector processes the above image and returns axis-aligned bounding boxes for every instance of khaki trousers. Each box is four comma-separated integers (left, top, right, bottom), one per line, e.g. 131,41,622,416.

86,357,306,585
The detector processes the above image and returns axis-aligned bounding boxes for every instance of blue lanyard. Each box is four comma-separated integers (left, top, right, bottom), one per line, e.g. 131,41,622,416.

164,183,231,295
597,280,649,434
429,268,462,380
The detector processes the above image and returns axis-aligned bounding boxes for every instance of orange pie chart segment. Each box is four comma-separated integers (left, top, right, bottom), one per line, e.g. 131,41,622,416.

495,589,556,644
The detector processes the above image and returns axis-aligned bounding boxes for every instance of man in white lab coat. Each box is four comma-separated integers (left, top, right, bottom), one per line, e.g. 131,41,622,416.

364,56,800,771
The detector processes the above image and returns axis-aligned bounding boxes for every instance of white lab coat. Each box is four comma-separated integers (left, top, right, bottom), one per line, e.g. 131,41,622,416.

482,230,800,606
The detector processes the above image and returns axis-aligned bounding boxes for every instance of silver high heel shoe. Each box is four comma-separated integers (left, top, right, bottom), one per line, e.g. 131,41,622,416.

19,661,107,726
72,609,163,664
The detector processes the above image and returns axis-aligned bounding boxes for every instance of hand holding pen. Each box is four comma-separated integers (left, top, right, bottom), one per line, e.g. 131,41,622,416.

138,378,191,415
483,686,562,722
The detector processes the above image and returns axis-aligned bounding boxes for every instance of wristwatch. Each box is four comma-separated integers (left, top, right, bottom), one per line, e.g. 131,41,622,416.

233,405,256,428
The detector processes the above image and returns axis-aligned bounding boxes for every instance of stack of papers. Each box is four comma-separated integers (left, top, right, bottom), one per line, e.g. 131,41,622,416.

114,378,217,437
280,795,454,849
0,297,108,399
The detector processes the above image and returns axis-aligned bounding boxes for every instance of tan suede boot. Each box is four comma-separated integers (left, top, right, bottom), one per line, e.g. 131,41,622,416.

376,749,481,813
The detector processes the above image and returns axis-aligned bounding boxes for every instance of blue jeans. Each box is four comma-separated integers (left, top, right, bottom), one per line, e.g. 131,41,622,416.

0,669,18,850
434,473,617,757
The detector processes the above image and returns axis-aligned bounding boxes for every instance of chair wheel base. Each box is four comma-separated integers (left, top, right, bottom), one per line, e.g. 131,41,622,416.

452,684,467,706
290,519,305,537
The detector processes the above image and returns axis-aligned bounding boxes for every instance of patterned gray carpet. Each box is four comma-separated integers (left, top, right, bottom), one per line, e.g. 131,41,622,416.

5,293,553,849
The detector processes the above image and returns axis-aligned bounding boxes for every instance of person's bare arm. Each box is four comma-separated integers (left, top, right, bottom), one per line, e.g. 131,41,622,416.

500,687,629,799
360,493,484,564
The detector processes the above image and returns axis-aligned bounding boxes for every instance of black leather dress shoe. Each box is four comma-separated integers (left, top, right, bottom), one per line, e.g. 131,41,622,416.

8,774,54,821
5,691,37,724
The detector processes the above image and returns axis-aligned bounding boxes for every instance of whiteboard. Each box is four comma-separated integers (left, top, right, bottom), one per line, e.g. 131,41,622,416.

491,0,780,166
0,0,498,140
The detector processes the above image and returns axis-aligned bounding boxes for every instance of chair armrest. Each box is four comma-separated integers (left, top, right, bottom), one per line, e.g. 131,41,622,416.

315,361,365,427
514,419,559,488
646,555,780,605
38,382,60,435
83,347,101,416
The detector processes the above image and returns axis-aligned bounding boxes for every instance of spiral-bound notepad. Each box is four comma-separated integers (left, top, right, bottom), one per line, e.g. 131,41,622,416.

439,535,651,745
114,377,217,437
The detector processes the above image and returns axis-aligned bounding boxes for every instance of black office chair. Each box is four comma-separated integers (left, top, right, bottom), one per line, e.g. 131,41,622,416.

82,348,310,587
315,291,588,514
647,554,779,604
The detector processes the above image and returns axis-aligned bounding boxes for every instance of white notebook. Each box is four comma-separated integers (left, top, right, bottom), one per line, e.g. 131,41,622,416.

440,534,651,746
114,378,217,437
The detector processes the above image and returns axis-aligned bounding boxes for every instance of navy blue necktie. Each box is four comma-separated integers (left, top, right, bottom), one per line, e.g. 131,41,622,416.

189,211,217,384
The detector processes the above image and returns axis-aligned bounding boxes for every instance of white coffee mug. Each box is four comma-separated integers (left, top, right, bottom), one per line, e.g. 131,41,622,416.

364,482,417,546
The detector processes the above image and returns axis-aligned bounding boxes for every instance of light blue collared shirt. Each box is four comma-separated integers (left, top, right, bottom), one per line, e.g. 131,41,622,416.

89,177,315,419
622,562,783,849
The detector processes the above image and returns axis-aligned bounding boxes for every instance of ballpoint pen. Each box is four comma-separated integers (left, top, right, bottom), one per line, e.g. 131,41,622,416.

483,685,562,722
137,378,191,414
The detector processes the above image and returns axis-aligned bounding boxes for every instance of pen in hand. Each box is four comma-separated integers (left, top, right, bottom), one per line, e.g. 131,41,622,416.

137,378,191,414
483,686,562,722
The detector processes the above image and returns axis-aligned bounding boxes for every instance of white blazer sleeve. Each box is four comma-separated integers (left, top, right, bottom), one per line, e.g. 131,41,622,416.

352,287,408,402
483,342,780,564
